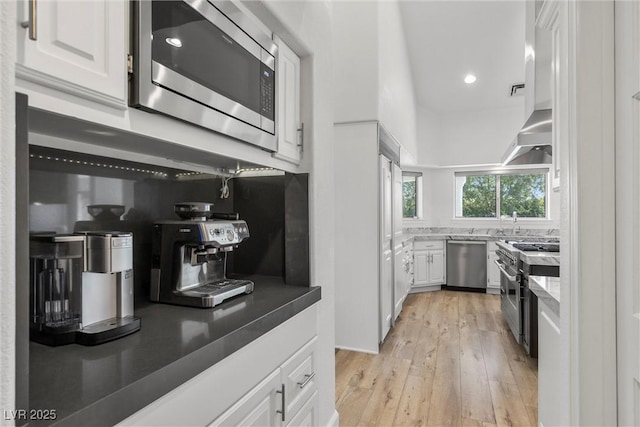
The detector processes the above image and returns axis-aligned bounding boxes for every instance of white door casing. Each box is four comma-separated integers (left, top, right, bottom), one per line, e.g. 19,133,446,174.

615,1,640,424
539,1,617,425
392,163,404,321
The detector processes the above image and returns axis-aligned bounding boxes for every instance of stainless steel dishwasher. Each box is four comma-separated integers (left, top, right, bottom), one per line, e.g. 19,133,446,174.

446,241,487,289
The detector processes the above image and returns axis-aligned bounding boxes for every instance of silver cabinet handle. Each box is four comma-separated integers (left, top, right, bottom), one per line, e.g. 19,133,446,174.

297,372,315,389
20,0,37,40
634,91,640,101
297,123,304,152
276,384,285,422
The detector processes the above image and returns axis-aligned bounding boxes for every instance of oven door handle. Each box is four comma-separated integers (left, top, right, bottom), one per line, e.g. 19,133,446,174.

494,260,519,282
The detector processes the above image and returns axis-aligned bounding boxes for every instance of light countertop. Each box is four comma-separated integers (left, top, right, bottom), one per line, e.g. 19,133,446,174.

495,240,560,267
529,275,560,316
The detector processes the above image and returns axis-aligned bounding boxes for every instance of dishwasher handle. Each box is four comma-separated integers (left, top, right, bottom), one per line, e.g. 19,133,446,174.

447,240,487,245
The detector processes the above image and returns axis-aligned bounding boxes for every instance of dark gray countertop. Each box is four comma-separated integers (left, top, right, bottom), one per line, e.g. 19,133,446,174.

29,276,321,427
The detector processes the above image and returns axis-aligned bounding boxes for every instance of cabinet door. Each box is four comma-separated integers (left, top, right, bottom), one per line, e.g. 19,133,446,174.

538,301,566,426
16,0,127,109
413,251,428,286
393,244,405,320
273,35,301,164
380,249,393,341
281,338,317,421
286,391,318,427
428,250,445,285
209,370,282,427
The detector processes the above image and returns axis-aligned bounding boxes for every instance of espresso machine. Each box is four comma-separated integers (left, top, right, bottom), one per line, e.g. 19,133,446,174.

150,202,253,308
29,231,141,346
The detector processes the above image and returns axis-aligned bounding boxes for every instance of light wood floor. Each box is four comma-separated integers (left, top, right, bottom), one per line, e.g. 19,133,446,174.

335,290,538,427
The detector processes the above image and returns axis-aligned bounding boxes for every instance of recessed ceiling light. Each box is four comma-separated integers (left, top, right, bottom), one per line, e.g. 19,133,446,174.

464,74,477,84
165,37,183,48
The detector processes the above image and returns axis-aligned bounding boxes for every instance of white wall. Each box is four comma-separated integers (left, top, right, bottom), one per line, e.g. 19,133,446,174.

332,0,418,161
333,122,380,354
417,104,524,166
416,105,442,165
378,0,417,162
0,0,16,422
332,1,379,124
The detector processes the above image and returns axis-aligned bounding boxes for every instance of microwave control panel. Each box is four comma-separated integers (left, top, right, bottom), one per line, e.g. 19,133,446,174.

260,64,275,121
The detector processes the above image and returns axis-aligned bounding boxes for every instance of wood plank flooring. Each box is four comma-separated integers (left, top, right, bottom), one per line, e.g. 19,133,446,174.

335,291,538,427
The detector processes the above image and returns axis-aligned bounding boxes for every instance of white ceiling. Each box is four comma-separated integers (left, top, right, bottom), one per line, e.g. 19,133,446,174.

399,0,526,114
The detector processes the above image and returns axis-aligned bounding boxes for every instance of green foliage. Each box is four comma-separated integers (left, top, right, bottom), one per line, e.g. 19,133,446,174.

462,175,496,217
459,173,546,218
500,174,546,218
403,180,416,218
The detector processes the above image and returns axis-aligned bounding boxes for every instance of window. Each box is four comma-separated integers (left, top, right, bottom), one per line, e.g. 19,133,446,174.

403,172,422,219
455,169,548,219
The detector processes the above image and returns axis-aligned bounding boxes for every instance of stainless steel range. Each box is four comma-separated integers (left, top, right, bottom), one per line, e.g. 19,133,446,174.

496,239,560,357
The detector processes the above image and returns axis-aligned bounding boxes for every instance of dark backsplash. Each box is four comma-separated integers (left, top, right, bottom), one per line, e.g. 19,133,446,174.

232,176,285,277
28,146,309,303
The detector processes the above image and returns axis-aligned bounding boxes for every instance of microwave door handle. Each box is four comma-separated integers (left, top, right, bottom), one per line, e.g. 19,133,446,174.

494,260,518,282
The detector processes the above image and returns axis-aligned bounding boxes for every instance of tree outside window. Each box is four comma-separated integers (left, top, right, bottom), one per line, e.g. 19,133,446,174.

455,170,548,219
403,173,422,219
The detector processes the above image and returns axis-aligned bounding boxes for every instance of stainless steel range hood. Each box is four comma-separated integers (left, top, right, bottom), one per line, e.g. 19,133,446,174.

501,109,552,165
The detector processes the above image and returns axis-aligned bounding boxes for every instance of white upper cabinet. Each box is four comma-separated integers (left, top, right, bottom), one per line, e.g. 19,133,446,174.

273,35,302,164
16,0,127,109
537,0,565,191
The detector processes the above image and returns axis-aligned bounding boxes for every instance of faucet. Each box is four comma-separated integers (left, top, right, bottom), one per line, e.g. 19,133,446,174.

512,211,518,235
497,216,505,235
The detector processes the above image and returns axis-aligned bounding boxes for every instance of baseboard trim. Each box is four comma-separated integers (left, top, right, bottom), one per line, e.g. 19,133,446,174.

327,410,339,427
334,344,379,355
409,285,441,294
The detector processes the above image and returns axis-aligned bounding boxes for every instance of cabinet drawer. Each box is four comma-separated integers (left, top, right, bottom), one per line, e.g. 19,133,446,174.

281,337,317,420
413,240,444,250
208,370,281,427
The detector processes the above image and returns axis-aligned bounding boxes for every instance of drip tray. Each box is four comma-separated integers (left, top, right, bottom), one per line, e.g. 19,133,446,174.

177,279,254,307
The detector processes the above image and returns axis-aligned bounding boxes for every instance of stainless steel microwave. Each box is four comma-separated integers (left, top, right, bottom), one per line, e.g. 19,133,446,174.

130,0,277,152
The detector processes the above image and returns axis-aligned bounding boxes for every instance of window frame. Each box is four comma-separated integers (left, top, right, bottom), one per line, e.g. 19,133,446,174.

402,171,423,220
454,168,550,220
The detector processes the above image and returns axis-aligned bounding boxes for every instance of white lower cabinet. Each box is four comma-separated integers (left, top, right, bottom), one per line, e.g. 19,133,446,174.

413,241,445,288
210,370,282,427
118,305,318,427
538,300,567,427
211,337,318,427
286,391,318,427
